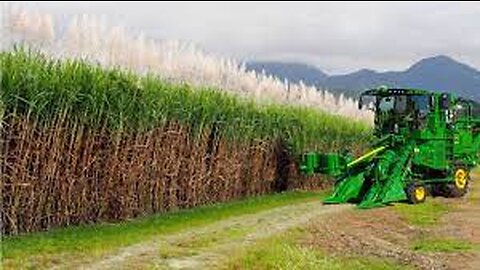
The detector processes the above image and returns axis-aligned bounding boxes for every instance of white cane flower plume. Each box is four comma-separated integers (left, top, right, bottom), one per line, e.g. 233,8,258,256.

3,6,374,124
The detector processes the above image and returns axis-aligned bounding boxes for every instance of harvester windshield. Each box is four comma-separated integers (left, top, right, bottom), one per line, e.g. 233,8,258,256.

359,89,433,135
376,95,430,115
378,96,394,112
360,92,430,113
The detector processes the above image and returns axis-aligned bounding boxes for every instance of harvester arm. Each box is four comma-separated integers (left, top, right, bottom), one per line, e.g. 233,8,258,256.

322,145,388,204
324,138,415,208
356,143,414,208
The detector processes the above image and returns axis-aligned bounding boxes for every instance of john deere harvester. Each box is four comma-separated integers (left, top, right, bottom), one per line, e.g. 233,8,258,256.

301,87,480,208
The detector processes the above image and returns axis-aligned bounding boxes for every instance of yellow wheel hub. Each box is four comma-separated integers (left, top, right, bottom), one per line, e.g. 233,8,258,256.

455,169,468,189
415,186,426,201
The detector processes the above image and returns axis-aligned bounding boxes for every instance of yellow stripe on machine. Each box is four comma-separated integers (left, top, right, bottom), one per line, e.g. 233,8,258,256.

347,146,387,168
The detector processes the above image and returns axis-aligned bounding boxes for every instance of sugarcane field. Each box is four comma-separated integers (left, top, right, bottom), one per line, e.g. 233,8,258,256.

1,2,480,270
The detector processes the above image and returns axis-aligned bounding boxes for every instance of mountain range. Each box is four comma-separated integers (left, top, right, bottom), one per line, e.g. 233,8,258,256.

246,56,480,101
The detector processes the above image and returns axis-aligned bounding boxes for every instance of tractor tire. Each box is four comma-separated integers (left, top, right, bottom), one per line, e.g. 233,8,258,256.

445,166,470,198
406,183,427,204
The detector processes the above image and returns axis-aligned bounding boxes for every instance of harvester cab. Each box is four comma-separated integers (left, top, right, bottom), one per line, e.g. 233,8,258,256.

301,86,480,208
360,88,432,136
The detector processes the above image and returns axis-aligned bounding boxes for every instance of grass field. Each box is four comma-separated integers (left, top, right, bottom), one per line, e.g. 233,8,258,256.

222,228,411,270
411,237,477,253
2,191,327,268
393,200,451,227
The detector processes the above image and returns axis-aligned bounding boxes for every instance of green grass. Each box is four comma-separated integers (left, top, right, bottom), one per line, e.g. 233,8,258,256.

175,226,250,249
468,169,480,203
2,191,326,268
222,229,410,270
393,200,451,227
158,226,251,259
411,237,476,253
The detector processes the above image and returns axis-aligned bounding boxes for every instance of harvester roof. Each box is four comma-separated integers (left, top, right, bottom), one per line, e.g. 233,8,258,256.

361,87,433,97
362,87,480,118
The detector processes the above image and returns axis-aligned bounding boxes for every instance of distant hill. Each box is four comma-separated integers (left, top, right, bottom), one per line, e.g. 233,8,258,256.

245,62,328,87
246,56,480,101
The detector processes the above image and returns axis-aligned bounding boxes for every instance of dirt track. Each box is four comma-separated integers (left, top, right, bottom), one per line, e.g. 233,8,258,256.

306,176,480,270
54,176,480,270
444,176,480,270
77,201,350,270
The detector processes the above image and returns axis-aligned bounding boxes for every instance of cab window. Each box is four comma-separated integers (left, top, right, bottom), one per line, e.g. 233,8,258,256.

394,95,407,113
411,95,430,116
454,103,469,118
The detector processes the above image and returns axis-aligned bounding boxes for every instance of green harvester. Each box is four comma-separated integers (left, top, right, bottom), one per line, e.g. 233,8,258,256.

301,87,480,208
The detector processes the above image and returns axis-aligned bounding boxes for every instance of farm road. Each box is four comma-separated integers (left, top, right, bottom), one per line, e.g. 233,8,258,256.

57,175,480,270
77,200,350,270
444,173,480,269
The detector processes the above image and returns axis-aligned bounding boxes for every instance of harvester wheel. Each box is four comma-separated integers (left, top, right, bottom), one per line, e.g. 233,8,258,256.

406,184,427,204
445,167,470,197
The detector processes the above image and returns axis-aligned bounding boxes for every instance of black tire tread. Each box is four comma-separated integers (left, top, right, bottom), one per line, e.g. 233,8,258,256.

406,183,426,204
